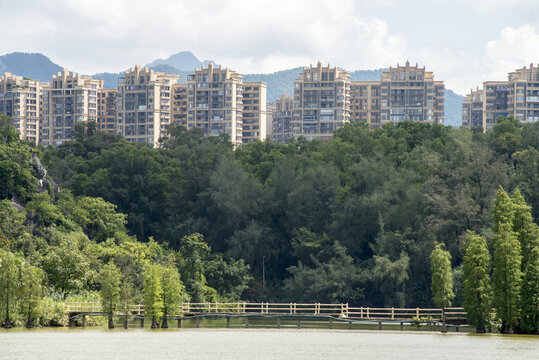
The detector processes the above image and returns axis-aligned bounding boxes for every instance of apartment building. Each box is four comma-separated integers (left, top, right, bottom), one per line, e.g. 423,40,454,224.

116,65,179,147
462,64,539,130
350,81,381,128
507,64,539,124
242,82,267,144
0,73,46,145
292,62,351,140
41,69,102,147
461,87,484,129
266,102,275,140
378,62,444,125
171,83,188,127
97,88,118,134
186,63,244,146
271,94,294,143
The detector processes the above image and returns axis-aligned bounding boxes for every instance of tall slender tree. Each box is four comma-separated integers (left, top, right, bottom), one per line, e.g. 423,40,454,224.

99,262,121,329
0,250,19,328
143,265,164,329
19,262,44,328
160,265,185,328
430,244,455,308
462,231,492,333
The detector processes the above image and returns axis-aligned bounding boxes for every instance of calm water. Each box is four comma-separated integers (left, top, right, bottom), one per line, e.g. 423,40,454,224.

1,328,538,360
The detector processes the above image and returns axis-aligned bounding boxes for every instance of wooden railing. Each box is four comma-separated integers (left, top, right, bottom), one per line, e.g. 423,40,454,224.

65,302,466,320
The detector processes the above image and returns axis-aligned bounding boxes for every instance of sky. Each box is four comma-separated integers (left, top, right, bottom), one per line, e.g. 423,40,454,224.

0,0,537,95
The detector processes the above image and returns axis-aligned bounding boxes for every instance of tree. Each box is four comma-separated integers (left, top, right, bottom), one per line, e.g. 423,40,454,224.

99,262,121,329
462,231,492,333
492,222,522,334
430,244,455,308
118,280,133,329
143,265,164,328
160,265,185,328
0,249,19,328
19,261,44,328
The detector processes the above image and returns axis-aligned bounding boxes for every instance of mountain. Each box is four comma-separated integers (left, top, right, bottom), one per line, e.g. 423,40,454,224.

0,52,62,82
444,89,464,127
145,51,213,71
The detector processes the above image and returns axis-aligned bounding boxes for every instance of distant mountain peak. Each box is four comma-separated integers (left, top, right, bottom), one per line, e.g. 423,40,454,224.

0,52,62,82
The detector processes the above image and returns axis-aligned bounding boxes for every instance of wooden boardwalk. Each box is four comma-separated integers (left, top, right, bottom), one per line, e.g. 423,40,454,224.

66,302,466,322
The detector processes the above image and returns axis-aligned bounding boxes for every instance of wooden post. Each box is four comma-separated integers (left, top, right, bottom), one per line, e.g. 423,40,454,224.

360,307,363,319
289,303,292,314
245,317,249,328
416,307,419,318
441,307,447,333
177,318,182,328
329,317,333,329
391,307,395,320
277,317,280,329
456,326,459,333
400,322,403,331
82,315,86,328
297,317,301,329
140,318,144,328
367,307,370,319
378,321,382,330
226,317,230,328
195,317,200,328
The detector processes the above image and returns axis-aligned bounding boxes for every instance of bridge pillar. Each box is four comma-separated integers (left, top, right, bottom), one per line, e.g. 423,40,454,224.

378,321,382,330
196,317,200,328
82,315,86,328
140,318,144,328
276,317,280,329
245,317,249,328
177,318,182,328
455,326,459,333
329,318,333,329
400,322,403,331
226,317,230,328
297,317,301,329
124,318,128,329
349,320,352,330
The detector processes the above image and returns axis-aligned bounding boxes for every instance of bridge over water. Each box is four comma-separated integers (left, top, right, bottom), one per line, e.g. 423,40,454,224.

66,302,467,331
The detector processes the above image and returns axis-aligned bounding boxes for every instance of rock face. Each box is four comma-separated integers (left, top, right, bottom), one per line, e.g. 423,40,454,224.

31,153,60,195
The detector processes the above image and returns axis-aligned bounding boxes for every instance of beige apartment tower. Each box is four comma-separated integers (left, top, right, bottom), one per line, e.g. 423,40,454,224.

186,63,244,146
97,88,118,134
0,73,46,145
172,83,188,127
41,69,102,146
462,64,539,131
116,65,179,147
271,94,294,143
350,81,381,128
242,82,267,144
292,62,351,140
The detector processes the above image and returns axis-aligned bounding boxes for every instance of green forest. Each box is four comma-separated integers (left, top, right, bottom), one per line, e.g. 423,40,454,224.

0,114,538,333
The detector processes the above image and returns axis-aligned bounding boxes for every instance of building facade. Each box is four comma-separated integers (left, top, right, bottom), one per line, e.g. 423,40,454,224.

116,65,178,146
41,69,103,147
0,73,46,145
242,82,267,144
186,63,244,146
378,62,444,125
271,94,294,143
507,64,539,124
171,83,188,127
97,88,118,134
292,62,351,141
350,81,381,128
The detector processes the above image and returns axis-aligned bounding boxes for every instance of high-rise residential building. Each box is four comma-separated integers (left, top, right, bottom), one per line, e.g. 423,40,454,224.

292,62,351,141
242,82,267,144
462,64,539,131
507,64,539,124
378,62,444,125
41,69,103,147
186,63,244,146
350,81,381,128
171,83,188,127
97,88,118,134
265,102,275,141
271,94,294,143
116,65,179,147
0,73,46,145
461,87,484,129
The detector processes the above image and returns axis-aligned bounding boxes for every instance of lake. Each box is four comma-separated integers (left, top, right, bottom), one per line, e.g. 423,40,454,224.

1,328,538,360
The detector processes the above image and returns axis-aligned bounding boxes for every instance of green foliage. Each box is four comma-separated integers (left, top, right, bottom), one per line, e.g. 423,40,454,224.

462,231,492,332
99,262,121,328
143,264,164,326
430,244,455,308
159,265,185,327
0,249,20,327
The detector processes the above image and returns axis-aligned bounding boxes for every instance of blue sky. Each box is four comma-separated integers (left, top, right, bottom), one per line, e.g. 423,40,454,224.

0,0,537,94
